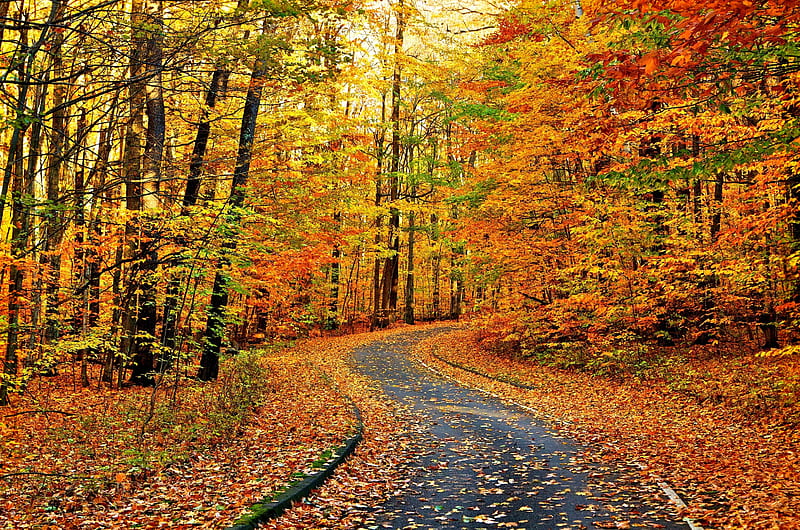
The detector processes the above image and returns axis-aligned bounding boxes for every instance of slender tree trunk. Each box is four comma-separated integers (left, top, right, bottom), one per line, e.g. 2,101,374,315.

710,173,724,241
158,66,231,372
72,109,91,386
89,105,117,384
788,165,800,307
184,67,230,208
327,212,342,329
376,1,404,328
404,209,415,324
1,135,28,405
43,0,68,344
430,214,441,319
691,134,702,225
25,82,47,369
120,0,146,379
0,11,42,404
198,33,267,381
450,250,464,320
129,0,165,386
370,94,387,330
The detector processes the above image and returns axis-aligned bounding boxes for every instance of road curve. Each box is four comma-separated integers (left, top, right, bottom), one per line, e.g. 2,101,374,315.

353,328,688,529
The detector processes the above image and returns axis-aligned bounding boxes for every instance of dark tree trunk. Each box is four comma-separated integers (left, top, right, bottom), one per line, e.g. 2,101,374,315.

24,82,47,369
327,212,342,329
404,210,415,324
370,95,386,330
120,0,146,381
710,172,724,242
129,0,165,386
375,2,404,328
198,43,266,381
1,133,29,405
159,66,231,372
43,0,68,345
184,67,230,208
89,106,117,384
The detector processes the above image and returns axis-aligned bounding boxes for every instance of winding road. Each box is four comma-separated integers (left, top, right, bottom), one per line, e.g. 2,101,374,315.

353,329,688,529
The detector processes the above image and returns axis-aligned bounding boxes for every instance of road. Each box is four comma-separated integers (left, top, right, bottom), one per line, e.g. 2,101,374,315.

353,329,688,529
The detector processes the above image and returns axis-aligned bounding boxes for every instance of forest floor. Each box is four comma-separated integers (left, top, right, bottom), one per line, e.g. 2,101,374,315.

0,328,416,529
1,323,798,529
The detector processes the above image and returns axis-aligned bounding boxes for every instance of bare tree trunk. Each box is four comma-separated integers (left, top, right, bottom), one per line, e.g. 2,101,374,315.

327,212,342,329
158,65,231,372
72,109,91,387
24,82,47,370
183,66,230,208
1,135,28,405
370,94,387,330
90,103,118,384
119,0,146,380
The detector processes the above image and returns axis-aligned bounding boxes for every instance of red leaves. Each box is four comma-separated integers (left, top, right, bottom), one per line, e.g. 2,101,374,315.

481,15,534,46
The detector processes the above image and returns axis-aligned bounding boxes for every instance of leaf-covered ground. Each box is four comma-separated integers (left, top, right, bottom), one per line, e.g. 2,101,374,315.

0,332,405,529
412,328,800,530
3,324,796,529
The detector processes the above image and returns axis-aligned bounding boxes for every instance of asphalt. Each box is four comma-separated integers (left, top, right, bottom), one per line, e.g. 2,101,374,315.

353,328,689,530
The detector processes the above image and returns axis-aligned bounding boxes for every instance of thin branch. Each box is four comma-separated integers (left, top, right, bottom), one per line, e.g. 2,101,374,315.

0,472,94,480
4,409,76,418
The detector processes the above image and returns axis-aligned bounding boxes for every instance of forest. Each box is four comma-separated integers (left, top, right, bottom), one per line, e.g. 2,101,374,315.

1,0,799,528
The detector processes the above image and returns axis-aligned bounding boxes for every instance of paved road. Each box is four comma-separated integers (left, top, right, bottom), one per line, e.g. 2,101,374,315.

353,329,688,529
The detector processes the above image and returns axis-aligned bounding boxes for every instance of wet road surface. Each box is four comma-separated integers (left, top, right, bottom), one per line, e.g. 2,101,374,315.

353,329,688,529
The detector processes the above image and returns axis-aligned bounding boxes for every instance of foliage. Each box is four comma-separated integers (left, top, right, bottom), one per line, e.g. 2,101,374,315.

449,0,800,368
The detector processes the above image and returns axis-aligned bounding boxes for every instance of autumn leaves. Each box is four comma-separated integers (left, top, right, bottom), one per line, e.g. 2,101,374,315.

457,0,800,362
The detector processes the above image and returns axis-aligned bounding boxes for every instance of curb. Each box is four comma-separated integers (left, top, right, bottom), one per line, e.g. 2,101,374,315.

431,351,538,390
418,350,704,530
226,378,363,529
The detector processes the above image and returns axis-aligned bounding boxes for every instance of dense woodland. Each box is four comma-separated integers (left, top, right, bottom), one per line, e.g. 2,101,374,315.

0,0,799,397
2,1,800,528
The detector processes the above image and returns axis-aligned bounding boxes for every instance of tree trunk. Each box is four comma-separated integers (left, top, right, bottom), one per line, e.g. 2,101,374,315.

158,65,232,372
710,172,724,241
120,0,146,381
370,95,386,330
327,212,342,329
42,0,69,345
130,0,165,386
184,66,230,208
24,82,47,370
198,35,267,381
376,1,404,328
404,209,415,324
89,104,117,384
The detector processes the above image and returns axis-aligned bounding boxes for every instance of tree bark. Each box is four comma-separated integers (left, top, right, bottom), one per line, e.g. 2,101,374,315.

710,172,724,241
198,34,267,381
327,212,342,329
404,209,415,324
130,0,165,386
42,0,69,345
158,65,231,372
183,67,230,208
375,0,404,328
